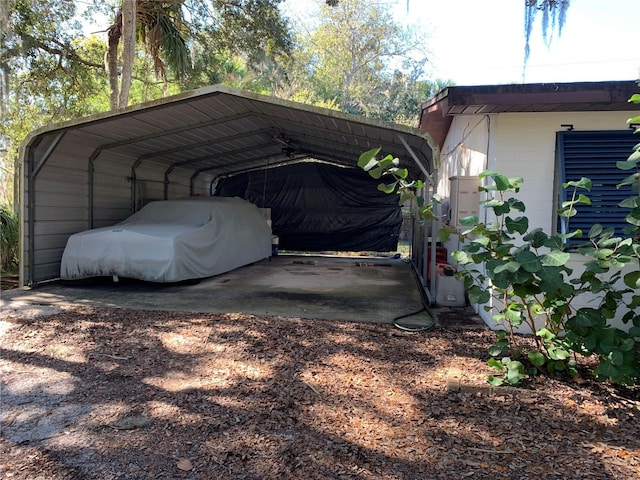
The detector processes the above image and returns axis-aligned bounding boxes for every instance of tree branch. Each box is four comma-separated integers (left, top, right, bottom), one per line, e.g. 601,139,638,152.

36,39,104,70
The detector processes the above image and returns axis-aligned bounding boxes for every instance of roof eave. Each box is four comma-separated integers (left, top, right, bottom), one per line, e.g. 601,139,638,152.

419,80,640,150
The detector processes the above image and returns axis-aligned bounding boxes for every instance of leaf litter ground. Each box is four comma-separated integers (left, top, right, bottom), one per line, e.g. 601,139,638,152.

1,306,639,479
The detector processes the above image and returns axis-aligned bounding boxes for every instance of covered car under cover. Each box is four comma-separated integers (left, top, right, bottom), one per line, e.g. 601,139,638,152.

60,196,272,283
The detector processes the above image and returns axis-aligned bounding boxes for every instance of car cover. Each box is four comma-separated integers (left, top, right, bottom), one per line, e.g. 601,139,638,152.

60,196,272,282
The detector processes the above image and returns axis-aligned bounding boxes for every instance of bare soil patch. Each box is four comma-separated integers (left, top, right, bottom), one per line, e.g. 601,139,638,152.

1,306,639,479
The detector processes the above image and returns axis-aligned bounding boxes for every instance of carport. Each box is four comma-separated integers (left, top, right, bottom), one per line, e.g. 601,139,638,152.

19,85,439,291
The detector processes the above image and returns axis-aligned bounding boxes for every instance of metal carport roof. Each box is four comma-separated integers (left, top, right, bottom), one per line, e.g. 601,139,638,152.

19,84,438,286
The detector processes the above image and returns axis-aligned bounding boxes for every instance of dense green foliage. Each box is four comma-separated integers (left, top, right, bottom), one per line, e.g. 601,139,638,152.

1,204,19,272
284,0,438,123
452,169,639,386
0,0,441,208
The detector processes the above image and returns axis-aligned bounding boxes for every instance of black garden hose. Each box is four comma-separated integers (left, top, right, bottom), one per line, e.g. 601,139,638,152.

392,258,436,332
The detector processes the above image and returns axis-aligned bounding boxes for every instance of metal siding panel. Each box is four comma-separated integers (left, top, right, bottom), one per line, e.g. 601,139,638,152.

33,263,62,282
93,207,132,225
92,175,130,194
36,161,88,188
32,235,68,281
166,185,192,199
41,233,75,249
35,246,67,266
169,166,194,184
36,205,88,221
93,189,133,222
34,220,90,235
138,181,165,203
135,161,166,182
97,117,160,140
29,148,91,284
166,166,194,199
34,178,88,197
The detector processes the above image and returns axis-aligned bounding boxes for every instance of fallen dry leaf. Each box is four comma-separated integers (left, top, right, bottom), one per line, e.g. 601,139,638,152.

176,458,192,471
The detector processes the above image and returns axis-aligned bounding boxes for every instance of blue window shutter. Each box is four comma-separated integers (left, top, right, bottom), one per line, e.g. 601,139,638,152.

557,130,636,243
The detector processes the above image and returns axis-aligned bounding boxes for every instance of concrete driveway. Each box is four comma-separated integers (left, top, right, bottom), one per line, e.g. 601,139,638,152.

2,255,464,328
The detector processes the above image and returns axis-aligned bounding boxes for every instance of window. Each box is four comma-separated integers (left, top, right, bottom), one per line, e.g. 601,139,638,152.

556,130,636,243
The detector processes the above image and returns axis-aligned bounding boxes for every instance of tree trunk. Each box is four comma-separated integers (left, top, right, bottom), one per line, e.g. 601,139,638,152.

118,0,137,109
105,17,121,111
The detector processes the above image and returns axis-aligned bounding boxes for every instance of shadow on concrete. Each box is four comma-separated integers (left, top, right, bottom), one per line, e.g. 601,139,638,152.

1,255,484,328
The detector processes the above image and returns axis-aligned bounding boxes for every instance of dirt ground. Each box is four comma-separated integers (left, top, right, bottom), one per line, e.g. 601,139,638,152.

1,274,19,291
1,304,639,480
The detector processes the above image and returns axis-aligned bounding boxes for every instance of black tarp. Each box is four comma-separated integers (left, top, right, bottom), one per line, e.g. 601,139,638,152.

215,162,402,252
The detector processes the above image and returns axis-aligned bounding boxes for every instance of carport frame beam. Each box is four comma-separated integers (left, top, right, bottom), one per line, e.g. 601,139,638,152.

397,134,439,301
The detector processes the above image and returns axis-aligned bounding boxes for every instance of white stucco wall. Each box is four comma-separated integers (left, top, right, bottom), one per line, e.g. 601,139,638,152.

436,110,637,332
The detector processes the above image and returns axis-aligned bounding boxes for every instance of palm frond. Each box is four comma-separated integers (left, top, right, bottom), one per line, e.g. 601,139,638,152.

136,0,190,80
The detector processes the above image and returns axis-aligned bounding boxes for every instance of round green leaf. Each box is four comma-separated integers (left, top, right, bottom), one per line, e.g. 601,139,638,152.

588,224,603,238
623,271,640,289
576,194,591,205
528,351,547,367
377,182,396,194
548,347,570,361
619,197,639,208
548,360,566,372
509,198,526,212
459,215,479,226
378,155,397,168
563,177,592,191
617,159,639,170
467,285,490,304
370,166,384,179
505,306,523,323
488,345,505,357
357,147,380,169
625,208,640,226
582,334,598,351
488,358,505,371
493,174,511,191
609,350,625,366
574,308,604,328
627,326,640,337
619,338,636,352
597,361,620,380
541,251,570,267
523,229,548,248
516,250,541,272
537,266,565,292
505,216,529,234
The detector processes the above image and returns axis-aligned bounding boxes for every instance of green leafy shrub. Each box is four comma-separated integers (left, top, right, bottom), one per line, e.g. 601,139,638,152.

1,205,19,272
358,141,640,387
453,170,639,386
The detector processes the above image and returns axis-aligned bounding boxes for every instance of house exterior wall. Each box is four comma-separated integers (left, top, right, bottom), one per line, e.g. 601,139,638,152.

437,110,637,332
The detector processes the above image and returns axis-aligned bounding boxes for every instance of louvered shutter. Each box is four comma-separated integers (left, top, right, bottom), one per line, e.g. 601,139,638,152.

557,130,636,244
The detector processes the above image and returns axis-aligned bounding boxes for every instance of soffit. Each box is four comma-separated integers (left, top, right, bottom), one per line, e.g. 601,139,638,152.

419,80,639,149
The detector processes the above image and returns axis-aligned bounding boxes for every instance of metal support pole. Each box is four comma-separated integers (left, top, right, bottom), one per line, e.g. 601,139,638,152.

397,134,439,300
